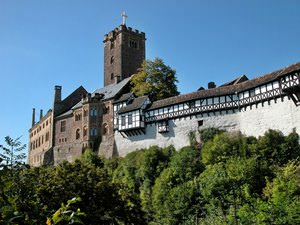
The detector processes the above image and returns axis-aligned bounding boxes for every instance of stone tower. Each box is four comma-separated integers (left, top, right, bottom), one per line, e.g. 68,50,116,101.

103,23,146,86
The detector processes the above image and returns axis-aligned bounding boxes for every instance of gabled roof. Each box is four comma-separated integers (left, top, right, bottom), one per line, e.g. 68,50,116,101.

118,96,149,114
220,75,249,87
93,77,131,100
114,93,134,104
54,86,87,117
56,77,132,118
148,61,300,110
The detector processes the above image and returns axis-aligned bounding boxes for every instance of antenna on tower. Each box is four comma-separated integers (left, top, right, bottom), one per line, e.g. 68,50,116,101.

121,11,128,25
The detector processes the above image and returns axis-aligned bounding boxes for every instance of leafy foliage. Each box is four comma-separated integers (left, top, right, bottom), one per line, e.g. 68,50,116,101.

46,197,85,225
0,136,26,169
1,129,300,224
131,58,179,101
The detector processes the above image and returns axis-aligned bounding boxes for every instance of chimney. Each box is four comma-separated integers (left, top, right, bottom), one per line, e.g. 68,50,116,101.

208,82,216,89
32,108,36,127
39,109,43,120
54,85,62,103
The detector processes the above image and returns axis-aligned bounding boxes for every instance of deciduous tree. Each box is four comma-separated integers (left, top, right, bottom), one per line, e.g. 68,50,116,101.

131,58,179,101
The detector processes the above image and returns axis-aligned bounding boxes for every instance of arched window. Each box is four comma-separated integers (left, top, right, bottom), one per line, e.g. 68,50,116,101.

83,109,88,117
90,128,97,136
110,56,114,64
76,129,80,140
83,126,87,137
103,105,110,114
102,123,108,135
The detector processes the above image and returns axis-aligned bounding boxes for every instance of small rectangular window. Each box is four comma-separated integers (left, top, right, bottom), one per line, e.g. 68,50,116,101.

45,132,49,141
128,114,132,125
198,120,203,127
121,116,126,126
189,101,195,108
129,39,138,49
158,120,169,133
60,121,66,132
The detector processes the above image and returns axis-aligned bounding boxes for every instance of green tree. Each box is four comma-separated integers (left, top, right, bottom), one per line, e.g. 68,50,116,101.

131,58,179,101
151,146,204,225
46,197,85,225
112,145,175,223
200,157,259,224
201,132,255,166
0,136,26,169
255,129,300,167
239,160,300,224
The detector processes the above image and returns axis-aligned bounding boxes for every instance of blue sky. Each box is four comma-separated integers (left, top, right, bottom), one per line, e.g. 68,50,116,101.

1,0,300,158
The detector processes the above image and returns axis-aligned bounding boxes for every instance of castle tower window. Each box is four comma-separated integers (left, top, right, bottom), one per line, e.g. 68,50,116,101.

60,121,66,132
90,128,97,136
129,39,138,49
103,123,108,135
110,56,114,64
76,129,80,140
90,108,98,116
111,73,114,80
110,41,114,49
83,126,87,137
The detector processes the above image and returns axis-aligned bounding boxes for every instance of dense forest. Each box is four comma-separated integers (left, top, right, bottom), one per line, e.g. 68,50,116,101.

1,128,300,225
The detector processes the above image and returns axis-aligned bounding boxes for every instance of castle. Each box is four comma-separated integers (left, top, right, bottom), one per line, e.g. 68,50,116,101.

28,18,300,167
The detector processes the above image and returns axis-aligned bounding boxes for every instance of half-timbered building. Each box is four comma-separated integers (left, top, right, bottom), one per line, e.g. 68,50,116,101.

113,62,300,156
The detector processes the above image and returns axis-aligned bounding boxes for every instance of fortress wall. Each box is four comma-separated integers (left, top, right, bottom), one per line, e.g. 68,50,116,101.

238,97,300,137
115,97,300,156
53,144,83,166
115,110,240,156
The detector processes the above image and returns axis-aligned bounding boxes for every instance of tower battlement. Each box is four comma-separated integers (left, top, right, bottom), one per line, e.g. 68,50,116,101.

103,25,146,42
103,24,146,86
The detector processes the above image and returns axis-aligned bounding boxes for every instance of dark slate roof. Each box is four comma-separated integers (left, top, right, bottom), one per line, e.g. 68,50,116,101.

56,109,73,119
54,86,87,117
114,93,134,103
93,77,131,100
118,96,149,114
148,61,300,110
57,77,132,117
